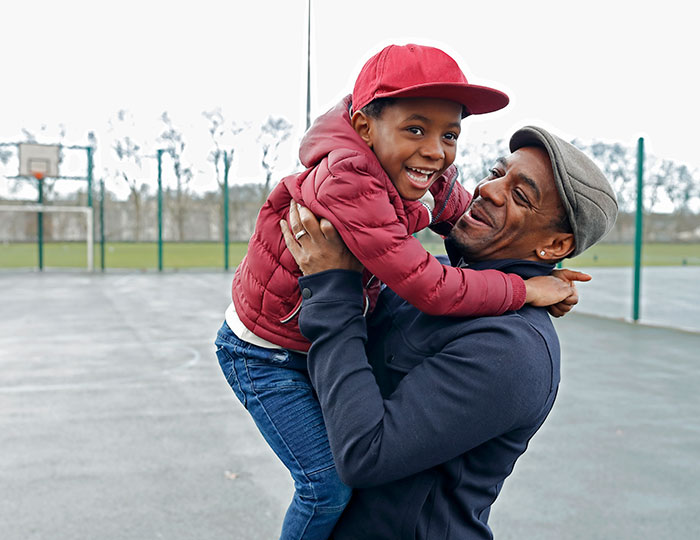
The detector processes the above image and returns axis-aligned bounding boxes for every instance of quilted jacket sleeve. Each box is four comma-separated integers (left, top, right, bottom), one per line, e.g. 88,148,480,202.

427,166,472,238
302,153,526,317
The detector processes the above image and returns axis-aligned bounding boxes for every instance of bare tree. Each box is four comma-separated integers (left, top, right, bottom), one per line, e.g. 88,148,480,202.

574,140,637,213
203,109,245,185
108,110,146,240
258,116,293,202
454,138,509,190
666,164,699,213
0,147,12,166
158,112,193,241
202,108,244,240
644,157,675,212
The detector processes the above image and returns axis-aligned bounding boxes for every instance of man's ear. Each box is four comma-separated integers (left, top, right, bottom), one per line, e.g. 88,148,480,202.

351,111,373,148
537,233,575,261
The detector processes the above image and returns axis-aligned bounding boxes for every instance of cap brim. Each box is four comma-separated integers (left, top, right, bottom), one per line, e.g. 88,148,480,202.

375,82,509,117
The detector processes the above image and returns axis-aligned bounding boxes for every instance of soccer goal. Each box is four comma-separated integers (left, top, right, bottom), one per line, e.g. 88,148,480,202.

0,204,94,271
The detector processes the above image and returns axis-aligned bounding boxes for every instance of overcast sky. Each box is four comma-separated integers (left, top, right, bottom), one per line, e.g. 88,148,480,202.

1,0,697,198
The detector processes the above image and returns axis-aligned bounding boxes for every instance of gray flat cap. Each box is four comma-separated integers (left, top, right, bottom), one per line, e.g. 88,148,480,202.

510,126,618,257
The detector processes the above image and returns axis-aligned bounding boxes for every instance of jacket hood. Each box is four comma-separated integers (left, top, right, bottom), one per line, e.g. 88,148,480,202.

299,95,371,168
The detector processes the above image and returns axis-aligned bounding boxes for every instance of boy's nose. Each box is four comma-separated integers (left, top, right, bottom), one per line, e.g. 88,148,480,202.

420,137,446,161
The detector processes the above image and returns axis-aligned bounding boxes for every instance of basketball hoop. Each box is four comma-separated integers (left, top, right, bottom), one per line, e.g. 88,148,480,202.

33,171,45,181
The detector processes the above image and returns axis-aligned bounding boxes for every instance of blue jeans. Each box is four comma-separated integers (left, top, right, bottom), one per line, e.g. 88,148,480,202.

215,321,351,540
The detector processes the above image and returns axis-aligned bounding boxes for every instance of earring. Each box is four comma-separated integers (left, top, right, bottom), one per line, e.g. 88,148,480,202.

540,250,546,256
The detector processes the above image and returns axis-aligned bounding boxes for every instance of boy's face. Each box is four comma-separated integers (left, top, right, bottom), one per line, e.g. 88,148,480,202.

356,98,463,200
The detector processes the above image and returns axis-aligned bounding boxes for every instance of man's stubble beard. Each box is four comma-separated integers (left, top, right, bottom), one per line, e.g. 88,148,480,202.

445,230,479,265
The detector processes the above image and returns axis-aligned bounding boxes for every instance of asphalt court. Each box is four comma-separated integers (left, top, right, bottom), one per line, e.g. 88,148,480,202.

1,268,699,539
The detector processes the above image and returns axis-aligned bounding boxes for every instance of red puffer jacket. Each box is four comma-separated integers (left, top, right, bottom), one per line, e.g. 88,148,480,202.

232,96,525,352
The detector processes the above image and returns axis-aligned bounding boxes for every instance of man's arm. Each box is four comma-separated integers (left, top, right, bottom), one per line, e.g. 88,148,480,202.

297,269,551,488
280,203,551,487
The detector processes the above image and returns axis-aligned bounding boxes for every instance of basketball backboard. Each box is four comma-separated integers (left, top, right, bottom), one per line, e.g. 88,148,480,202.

18,143,60,179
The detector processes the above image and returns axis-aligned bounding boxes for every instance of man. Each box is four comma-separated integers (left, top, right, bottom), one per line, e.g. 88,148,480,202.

280,125,618,539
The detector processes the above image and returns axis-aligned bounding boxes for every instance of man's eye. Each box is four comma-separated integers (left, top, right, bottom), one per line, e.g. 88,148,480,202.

488,168,501,177
514,189,530,205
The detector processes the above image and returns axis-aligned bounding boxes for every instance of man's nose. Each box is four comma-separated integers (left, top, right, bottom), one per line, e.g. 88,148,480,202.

476,178,506,205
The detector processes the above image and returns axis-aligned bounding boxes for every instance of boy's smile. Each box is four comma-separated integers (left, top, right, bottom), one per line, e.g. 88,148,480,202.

358,97,463,200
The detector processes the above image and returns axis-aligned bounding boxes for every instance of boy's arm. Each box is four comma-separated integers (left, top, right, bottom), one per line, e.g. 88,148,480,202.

306,161,524,317
278,218,556,488
428,165,472,235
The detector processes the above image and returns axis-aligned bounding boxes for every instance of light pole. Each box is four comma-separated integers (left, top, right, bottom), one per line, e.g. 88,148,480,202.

306,0,312,131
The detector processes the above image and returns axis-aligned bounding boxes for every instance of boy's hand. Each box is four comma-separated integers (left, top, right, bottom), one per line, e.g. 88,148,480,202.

524,269,591,317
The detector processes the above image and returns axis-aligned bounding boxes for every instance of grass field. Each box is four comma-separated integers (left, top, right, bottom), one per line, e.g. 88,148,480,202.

0,242,249,270
1,241,699,269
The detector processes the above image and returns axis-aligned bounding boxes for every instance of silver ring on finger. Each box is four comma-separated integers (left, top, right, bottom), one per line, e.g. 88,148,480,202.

294,229,308,241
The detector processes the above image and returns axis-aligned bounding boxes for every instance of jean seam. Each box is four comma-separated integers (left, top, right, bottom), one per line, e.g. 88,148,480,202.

245,360,321,538
217,321,346,538
306,462,337,477
244,358,314,483
216,343,247,409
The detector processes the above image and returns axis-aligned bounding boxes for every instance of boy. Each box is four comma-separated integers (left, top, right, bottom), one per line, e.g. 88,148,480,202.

215,44,574,540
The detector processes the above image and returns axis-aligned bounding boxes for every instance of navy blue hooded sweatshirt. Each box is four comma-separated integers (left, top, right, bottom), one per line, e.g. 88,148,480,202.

298,257,561,540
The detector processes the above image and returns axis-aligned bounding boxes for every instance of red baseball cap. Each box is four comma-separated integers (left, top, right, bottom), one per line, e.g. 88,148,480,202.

352,44,509,117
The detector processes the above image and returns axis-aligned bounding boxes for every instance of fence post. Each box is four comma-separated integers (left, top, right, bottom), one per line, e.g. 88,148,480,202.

86,146,94,208
223,151,231,270
157,149,164,272
100,177,105,272
632,137,644,322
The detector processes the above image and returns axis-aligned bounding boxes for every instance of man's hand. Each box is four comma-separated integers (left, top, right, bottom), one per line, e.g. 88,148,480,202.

524,269,591,317
280,200,363,275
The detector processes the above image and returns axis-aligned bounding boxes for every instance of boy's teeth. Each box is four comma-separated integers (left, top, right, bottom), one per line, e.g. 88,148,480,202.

407,167,435,182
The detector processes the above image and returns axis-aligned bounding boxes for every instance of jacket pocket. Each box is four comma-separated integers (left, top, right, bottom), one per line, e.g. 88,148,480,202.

279,296,302,324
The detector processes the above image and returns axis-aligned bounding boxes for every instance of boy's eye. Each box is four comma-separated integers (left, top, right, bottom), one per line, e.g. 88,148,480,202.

407,126,424,135
444,132,459,141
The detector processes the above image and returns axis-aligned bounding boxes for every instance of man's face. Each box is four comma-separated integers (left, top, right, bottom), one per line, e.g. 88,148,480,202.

447,146,568,261
365,97,462,200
